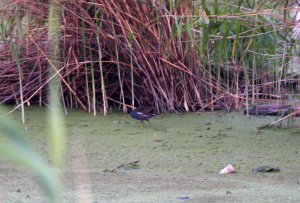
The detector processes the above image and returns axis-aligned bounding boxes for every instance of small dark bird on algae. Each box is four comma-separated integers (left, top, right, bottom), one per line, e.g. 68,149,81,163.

127,107,156,129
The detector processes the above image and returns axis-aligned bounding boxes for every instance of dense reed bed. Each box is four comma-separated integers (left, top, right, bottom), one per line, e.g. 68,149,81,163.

0,0,299,117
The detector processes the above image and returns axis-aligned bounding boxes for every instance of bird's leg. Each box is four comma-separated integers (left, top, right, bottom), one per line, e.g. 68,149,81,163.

141,121,144,129
147,120,151,127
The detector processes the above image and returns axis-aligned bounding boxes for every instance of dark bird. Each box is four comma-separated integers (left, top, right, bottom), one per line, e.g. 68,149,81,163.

128,107,156,129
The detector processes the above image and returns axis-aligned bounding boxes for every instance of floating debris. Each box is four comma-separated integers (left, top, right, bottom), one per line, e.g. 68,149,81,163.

245,104,295,116
220,164,236,174
226,191,232,194
102,169,117,173
252,166,280,173
103,161,140,172
177,196,189,200
256,124,270,130
216,113,224,117
190,126,200,131
154,134,162,142
117,161,140,170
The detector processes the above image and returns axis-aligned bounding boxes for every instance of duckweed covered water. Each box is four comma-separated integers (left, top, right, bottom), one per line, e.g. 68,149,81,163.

1,105,300,202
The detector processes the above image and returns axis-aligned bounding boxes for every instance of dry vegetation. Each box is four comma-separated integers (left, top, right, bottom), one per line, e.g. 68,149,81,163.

0,0,299,116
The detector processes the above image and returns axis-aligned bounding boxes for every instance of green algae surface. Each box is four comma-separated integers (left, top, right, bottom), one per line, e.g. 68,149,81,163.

1,105,300,202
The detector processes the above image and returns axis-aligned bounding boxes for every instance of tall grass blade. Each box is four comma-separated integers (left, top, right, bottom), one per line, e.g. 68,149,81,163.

9,22,25,123
81,19,90,112
96,12,107,116
0,110,58,201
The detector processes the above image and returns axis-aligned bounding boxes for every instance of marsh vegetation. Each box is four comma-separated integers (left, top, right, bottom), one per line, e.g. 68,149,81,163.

1,0,300,202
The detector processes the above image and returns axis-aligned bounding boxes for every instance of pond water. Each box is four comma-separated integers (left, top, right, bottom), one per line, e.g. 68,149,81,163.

0,105,300,202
